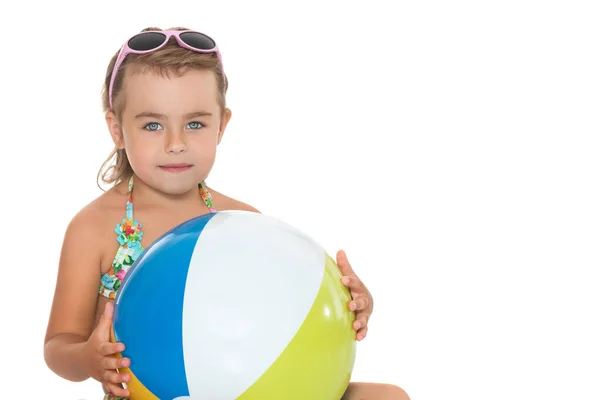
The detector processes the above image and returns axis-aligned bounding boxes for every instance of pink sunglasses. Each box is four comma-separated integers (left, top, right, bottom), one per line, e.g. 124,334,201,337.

108,29,223,110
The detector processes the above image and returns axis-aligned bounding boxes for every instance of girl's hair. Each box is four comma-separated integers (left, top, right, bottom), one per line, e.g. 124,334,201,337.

97,26,228,190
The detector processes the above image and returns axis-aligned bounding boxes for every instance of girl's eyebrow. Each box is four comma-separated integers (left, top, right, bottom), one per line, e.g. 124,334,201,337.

135,111,213,119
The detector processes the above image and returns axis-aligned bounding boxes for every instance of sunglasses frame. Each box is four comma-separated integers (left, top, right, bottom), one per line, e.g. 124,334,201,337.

108,30,223,110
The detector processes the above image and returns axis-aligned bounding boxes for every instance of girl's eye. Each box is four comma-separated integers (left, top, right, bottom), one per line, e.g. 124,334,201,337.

144,122,162,131
142,122,204,131
188,121,204,129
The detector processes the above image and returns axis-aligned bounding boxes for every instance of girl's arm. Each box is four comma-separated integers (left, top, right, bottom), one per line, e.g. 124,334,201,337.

43,206,105,381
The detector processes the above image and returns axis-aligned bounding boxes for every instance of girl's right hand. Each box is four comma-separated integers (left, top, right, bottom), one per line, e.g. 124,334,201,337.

82,302,131,398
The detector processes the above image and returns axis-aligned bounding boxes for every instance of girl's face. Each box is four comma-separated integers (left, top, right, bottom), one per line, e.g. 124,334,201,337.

107,68,231,196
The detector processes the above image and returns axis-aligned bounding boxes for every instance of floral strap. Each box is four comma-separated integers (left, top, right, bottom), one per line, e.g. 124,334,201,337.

199,181,216,212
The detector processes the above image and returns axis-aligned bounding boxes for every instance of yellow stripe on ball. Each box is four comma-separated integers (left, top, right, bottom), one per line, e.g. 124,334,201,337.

237,253,357,400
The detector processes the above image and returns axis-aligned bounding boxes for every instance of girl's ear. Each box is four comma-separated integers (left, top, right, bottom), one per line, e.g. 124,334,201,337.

105,111,125,149
217,108,233,144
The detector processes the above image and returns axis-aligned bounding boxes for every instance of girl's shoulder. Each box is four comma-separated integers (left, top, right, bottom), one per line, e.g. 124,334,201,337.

67,181,130,231
207,186,261,214
61,181,131,262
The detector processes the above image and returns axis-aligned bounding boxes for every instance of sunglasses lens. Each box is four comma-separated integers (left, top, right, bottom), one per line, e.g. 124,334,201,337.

128,32,167,51
180,32,216,50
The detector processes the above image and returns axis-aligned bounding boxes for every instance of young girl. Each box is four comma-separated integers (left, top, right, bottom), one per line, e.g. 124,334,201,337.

43,26,409,400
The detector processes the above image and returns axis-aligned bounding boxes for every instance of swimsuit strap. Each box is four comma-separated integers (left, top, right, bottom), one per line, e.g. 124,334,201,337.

126,175,134,219
199,181,216,212
98,174,142,299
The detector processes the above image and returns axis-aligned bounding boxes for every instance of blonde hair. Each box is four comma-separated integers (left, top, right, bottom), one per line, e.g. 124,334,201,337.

97,26,228,190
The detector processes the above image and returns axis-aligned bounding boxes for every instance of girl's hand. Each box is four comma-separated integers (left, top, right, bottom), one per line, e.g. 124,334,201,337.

82,302,131,398
337,250,374,341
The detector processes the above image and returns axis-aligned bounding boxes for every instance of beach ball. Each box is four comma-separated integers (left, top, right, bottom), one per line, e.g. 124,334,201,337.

111,210,357,400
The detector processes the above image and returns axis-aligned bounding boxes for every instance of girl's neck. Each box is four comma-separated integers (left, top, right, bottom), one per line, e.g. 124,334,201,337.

127,174,203,210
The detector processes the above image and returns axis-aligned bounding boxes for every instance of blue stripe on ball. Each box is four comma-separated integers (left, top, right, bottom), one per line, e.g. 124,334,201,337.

113,213,217,398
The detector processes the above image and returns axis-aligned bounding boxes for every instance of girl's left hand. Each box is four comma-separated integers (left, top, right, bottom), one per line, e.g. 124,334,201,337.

336,250,374,341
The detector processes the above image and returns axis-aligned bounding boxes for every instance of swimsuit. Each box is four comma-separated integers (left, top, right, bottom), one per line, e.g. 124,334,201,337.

99,175,215,400
99,175,215,300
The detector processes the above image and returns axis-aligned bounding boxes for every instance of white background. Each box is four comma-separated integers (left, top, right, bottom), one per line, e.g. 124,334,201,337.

2,0,599,399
